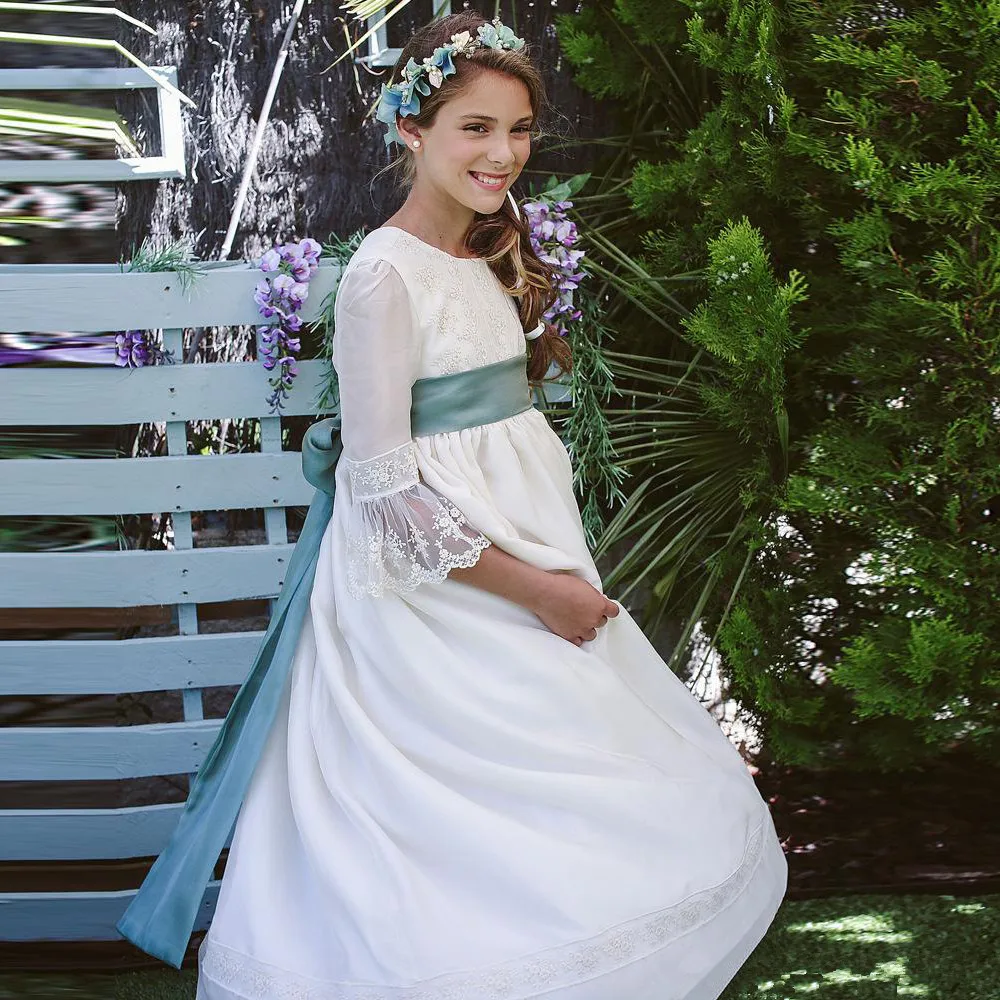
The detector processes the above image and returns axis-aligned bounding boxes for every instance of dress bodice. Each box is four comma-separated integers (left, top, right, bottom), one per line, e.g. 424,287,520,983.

344,226,528,378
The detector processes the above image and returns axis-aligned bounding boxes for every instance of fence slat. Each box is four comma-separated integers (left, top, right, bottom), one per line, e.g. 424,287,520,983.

0,261,339,946
259,379,289,622
0,885,219,941
0,804,234,861
0,263,339,333
0,452,312,515
0,546,293,608
0,721,223,781
0,159,187,183
0,633,263,695
0,358,331,424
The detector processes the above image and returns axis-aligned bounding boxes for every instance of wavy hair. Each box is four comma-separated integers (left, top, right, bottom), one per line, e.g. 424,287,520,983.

370,9,572,384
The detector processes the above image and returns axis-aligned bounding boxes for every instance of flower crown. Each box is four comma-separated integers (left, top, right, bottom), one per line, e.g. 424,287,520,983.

375,17,526,148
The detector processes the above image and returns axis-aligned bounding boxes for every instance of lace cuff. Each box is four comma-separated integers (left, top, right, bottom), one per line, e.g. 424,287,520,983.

345,440,420,500
343,443,491,599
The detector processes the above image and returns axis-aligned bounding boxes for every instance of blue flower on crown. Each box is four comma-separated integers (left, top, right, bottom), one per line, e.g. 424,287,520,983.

374,18,525,148
477,19,525,51
431,44,458,77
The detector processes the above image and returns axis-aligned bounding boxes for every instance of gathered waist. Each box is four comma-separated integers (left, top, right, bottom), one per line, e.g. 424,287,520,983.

303,352,532,497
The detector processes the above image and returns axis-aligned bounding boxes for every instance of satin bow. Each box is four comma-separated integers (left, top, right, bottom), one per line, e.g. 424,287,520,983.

300,415,343,497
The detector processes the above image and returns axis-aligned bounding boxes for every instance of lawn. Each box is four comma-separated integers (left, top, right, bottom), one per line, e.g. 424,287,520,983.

3,893,997,999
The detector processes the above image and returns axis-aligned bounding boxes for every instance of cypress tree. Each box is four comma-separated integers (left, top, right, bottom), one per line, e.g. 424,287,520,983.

558,0,1000,768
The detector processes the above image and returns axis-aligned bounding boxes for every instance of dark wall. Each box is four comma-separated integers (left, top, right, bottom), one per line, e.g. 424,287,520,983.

117,1,617,262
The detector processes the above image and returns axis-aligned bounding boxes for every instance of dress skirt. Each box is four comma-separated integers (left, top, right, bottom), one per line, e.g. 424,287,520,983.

194,405,788,1000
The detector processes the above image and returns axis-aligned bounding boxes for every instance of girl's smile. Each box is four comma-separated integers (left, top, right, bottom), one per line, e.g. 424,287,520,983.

469,169,511,190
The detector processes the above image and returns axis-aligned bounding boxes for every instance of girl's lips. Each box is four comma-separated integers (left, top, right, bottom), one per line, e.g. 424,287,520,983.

469,171,510,191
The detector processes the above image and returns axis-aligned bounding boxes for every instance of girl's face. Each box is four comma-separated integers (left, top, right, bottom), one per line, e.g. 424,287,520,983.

401,68,533,216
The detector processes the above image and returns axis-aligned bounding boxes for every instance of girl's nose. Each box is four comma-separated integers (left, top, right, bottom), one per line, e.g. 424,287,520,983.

487,139,515,169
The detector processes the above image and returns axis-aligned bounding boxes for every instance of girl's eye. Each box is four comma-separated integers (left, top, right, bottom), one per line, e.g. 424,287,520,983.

463,124,533,134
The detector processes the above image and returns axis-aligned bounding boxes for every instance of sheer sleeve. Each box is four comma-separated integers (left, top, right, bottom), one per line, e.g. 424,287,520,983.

332,256,491,599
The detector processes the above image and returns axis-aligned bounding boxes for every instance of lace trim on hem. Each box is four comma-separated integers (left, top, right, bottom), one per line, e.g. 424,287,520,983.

198,806,768,1000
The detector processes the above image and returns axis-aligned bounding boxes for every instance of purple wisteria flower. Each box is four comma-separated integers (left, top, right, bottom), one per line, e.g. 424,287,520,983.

521,198,586,335
256,237,322,413
113,330,170,368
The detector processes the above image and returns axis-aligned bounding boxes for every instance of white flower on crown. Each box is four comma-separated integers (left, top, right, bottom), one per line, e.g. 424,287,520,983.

449,29,479,58
422,56,444,88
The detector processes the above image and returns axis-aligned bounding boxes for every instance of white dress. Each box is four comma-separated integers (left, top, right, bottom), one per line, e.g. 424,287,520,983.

195,226,788,1000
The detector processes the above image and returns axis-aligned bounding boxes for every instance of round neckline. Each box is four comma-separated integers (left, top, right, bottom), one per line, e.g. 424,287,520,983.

376,225,486,263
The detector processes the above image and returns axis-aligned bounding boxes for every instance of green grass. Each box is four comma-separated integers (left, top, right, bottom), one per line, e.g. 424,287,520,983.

3,894,998,999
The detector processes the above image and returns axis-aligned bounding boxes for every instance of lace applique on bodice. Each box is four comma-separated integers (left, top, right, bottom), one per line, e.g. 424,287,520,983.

352,227,527,378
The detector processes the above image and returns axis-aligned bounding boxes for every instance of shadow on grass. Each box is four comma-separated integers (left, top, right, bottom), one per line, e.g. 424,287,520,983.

725,892,999,999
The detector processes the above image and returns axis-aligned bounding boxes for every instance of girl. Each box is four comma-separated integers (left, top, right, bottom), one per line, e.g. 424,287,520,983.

119,10,788,999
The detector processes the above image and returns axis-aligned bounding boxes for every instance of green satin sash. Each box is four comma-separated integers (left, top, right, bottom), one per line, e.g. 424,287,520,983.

116,352,531,969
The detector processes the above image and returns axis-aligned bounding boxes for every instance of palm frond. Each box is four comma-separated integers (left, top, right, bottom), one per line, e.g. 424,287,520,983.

582,343,764,670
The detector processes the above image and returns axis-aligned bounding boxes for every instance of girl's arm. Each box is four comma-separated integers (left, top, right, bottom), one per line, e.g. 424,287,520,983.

332,254,617,641
447,541,552,611
449,542,620,646
333,258,492,600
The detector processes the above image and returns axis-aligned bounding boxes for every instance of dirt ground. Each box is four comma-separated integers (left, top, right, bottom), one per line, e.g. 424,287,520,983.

752,748,1000,899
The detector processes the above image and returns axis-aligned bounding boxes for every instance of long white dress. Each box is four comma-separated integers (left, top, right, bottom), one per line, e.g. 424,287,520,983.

195,226,788,1000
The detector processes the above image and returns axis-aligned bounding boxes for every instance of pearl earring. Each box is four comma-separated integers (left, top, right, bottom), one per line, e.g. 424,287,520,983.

412,140,421,148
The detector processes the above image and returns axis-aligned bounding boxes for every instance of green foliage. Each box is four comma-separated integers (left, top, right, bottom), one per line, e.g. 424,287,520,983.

558,0,1000,768
553,289,629,548
683,219,809,446
122,235,204,293
554,7,639,101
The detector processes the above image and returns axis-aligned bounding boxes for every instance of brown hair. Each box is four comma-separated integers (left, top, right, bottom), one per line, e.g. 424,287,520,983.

371,9,572,384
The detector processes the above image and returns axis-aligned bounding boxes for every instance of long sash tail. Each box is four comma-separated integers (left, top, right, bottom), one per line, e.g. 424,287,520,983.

115,418,342,968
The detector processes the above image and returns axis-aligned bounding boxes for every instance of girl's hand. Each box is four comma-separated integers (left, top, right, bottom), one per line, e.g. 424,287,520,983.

530,571,620,646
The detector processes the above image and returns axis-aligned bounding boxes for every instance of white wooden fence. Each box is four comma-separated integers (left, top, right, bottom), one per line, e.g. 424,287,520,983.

0,261,340,945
